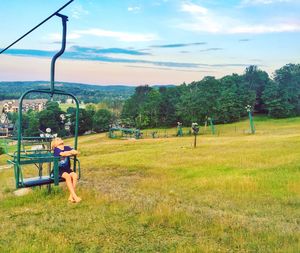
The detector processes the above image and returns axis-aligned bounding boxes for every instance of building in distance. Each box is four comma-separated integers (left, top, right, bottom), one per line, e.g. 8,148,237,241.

0,99,48,113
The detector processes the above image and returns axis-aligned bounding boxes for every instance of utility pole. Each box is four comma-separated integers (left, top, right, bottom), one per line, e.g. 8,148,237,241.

245,105,255,134
208,117,215,135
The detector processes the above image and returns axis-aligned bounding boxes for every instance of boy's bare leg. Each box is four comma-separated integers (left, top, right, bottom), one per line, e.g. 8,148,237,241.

70,172,78,189
69,172,80,202
62,173,80,203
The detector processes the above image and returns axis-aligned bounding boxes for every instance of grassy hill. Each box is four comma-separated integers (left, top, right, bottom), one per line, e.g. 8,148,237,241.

0,117,299,252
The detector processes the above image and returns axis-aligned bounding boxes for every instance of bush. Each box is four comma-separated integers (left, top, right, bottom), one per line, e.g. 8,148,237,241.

0,147,5,155
93,109,113,133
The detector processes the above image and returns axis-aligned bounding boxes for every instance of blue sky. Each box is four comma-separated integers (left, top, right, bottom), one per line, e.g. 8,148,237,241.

0,0,299,85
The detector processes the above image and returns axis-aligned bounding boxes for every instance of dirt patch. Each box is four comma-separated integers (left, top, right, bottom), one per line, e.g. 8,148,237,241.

80,167,146,201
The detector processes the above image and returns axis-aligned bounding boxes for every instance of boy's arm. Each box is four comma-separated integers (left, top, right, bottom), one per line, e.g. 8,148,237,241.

60,150,79,156
71,150,79,155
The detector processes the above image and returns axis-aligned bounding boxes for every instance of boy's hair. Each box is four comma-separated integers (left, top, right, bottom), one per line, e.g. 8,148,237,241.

51,138,62,150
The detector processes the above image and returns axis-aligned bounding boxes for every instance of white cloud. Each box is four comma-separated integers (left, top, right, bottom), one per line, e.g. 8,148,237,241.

49,33,81,40
71,4,89,19
50,29,159,42
241,0,293,5
178,2,300,34
179,2,228,33
181,2,208,15
128,6,141,13
78,29,158,42
180,21,300,34
152,0,169,6
229,23,300,33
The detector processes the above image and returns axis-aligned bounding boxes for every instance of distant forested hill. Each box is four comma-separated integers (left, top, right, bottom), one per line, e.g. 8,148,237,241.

0,81,135,103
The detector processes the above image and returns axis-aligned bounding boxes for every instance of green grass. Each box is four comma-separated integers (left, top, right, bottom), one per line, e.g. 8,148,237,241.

0,117,299,252
59,103,85,112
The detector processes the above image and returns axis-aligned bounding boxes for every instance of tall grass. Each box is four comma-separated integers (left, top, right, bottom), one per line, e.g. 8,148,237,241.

0,117,299,252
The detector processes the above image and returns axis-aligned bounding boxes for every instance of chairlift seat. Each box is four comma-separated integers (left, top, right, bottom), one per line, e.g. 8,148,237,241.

22,176,65,187
7,151,80,188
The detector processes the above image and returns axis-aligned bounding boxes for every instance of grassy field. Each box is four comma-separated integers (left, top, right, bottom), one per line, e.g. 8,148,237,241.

59,102,85,112
0,117,299,252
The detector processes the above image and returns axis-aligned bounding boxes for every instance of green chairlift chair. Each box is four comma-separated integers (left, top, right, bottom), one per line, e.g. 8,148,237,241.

1,2,81,189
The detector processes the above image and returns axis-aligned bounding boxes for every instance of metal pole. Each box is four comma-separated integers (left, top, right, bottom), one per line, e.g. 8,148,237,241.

51,14,68,95
209,117,215,135
17,91,28,188
61,92,79,150
248,111,255,134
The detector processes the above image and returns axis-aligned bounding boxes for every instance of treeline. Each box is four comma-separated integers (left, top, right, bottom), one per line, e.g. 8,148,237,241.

121,64,300,128
0,81,134,104
8,102,114,137
7,63,300,135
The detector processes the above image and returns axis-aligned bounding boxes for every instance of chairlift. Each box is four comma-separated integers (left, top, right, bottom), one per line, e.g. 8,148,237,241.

0,0,81,189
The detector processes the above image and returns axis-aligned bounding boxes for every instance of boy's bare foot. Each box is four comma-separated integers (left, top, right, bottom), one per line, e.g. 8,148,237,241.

74,196,81,203
68,196,75,203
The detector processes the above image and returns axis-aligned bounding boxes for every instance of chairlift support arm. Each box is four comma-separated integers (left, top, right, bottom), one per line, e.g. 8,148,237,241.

51,13,68,94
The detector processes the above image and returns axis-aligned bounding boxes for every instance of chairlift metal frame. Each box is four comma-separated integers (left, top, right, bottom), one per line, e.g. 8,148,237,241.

1,0,80,189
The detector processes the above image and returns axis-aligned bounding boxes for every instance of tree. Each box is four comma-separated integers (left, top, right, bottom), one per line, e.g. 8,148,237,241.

275,64,300,116
263,64,300,118
138,89,161,128
177,77,222,124
219,75,242,123
93,109,113,133
158,87,180,126
7,112,18,124
243,65,270,113
121,85,161,129
24,110,40,137
39,101,66,136
262,80,287,118
119,64,300,127
121,98,138,126
175,83,197,125
68,108,94,135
